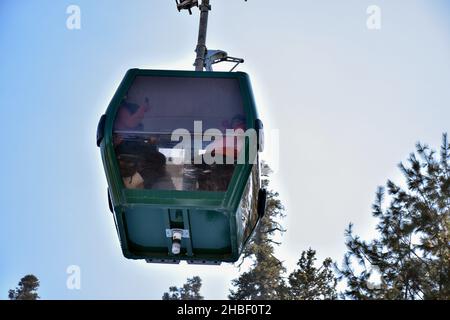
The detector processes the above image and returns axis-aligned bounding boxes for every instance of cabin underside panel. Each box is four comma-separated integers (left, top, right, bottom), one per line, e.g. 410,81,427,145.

120,206,235,261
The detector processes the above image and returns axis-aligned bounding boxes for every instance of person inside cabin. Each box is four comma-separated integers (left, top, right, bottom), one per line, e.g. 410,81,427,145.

197,114,247,191
113,99,167,189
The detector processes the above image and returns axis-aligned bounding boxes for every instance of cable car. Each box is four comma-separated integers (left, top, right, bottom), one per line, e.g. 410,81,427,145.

97,69,266,264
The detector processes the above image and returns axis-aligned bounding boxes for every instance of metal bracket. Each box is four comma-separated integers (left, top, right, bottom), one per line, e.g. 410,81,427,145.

176,0,248,71
176,0,199,15
199,3,211,11
205,49,244,72
165,228,190,238
187,260,222,265
146,259,181,264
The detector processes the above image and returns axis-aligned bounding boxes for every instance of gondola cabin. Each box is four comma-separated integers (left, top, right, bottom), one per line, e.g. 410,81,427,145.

97,69,266,264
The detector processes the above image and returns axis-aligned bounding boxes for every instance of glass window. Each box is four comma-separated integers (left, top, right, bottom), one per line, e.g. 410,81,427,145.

240,164,260,245
113,76,246,191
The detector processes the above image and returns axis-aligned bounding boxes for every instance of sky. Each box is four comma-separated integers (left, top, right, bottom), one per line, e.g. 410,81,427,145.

0,0,449,299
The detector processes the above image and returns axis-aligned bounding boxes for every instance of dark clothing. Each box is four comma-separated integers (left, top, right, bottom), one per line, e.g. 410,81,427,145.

121,102,141,115
196,155,236,191
115,138,166,189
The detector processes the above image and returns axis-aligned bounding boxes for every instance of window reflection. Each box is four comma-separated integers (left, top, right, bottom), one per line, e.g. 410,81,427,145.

113,132,237,191
112,76,246,192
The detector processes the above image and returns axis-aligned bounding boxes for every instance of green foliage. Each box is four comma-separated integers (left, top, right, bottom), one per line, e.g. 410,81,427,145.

338,134,450,300
229,163,338,300
288,249,338,300
8,275,40,300
162,276,204,300
229,243,288,300
229,163,287,300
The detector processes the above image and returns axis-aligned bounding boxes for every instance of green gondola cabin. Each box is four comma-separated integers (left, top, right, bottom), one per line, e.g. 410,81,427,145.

97,69,266,264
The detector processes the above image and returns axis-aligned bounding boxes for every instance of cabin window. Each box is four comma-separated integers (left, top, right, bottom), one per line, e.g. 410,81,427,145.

112,76,247,191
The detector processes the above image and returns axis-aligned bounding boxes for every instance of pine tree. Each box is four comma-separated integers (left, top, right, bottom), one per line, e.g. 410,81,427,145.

8,275,40,300
229,163,287,300
288,249,338,300
338,134,450,300
162,276,204,300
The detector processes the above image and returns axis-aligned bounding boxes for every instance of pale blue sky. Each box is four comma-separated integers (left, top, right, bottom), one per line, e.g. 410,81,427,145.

0,0,449,299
